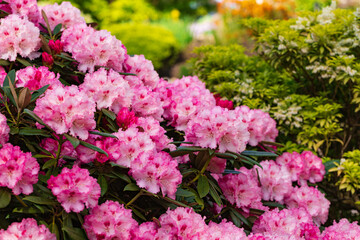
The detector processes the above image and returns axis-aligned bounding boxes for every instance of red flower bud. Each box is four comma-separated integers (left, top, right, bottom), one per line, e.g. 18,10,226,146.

42,52,54,68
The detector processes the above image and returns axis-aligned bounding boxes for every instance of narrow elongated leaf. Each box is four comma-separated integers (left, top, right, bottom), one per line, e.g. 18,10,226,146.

197,175,210,198
3,69,16,105
101,109,116,121
23,196,57,205
19,128,51,137
62,227,86,240
111,171,132,183
124,183,140,191
64,134,80,148
31,84,50,102
53,23,62,35
23,109,47,126
42,158,56,170
209,182,222,206
230,208,251,227
176,188,196,198
49,222,60,240
242,150,278,157
223,169,241,174
0,189,11,208
131,207,146,221
262,201,285,209
79,140,108,157
16,57,32,67
98,175,108,196
41,10,52,37
89,131,117,139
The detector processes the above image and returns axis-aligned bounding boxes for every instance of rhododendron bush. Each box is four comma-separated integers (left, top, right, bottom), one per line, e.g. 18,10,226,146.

0,1,359,240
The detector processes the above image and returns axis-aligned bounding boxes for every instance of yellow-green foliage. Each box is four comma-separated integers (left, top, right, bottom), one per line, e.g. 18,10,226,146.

99,0,159,25
105,23,180,70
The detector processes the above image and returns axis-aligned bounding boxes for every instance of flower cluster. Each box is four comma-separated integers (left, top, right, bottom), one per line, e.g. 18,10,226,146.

0,143,39,195
16,66,61,90
321,218,360,239
47,165,100,213
0,112,9,146
0,14,40,61
0,218,56,240
2,0,39,23
39,2,85,30
34,85,96,140
61,23,127,72
83,200,138,240
276,151,325,185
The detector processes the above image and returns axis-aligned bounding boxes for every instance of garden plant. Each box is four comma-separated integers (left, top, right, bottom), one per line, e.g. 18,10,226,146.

0,0,359,240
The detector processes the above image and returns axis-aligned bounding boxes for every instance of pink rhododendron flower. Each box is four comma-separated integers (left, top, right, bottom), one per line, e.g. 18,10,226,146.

131,222,159,240
276,152,304,182
218,167,262,212
47,165,100,213
42,52,54,67
252,208,315,237
0,218,56,240
0,66,7,86
156,207,208,239
207,156,227,174
0,112,9,146
39,2,85,30
321,218,360,240
123,54,160,89
131,85,164,121
5,0,39,23
83,200,138,240
299,151,325,184
61,24,127,72
130,151,182,198
0,14,41,61
207,220,247,240
116,107,138,130
255,160,292,203
185,106,250,153
34,85,96,140
0,143,39,195
40,138,77,160
235,106,278,146
284,185,330,225
80,68,133,113
16,66,61,90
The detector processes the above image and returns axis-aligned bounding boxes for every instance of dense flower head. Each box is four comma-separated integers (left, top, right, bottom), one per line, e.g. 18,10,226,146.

252,208,315,237
83,200,138,240
0,143,39,195
131,222,158,240
0,218,56,240
321,218,360,240
16,66,61,90
130,151,182,198
116,107,138,130
207,220,247,240
255,160,292,203
185,106,250,153
80,68,133,113
39,2,85,30
155,76,216,131
47,165,100,213
34,85,96,140
0,14,41,61
284,185,330,225
5,0,39,23
124,54,160,89
234,106,278,146
214,94,234,110
61,24,127,73
218,167,262,212
299,151,325,184
276,152,304,182
131,85,164,121
156,207,208,239
0,112,9,146
0,66,6,86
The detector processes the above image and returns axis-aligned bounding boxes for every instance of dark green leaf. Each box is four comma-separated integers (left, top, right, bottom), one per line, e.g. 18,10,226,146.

111,171,132,183
176,188,196,198
65,134,80,149
118,72,137,76
3,69,16,105
101,109,116,121
223,169,241,174
62,227,86,240
23,109,48,127
124,183,140,191
19,127,51,137
53,23,62,35
230,211,242,228
0,59,10,66
79,140,108,157
197,175,210,198
324,159,340,175
56,54,76,62
131,207,147,221
89,131,117,139
49,222,60,240
230,208,251,227
262,201,285,209
209,182,222,206
16,57,32,67
242,150,278,157
0,188,11,208
42,158,56,170
23,196,57,206
98,175,108,196
215,152,237,160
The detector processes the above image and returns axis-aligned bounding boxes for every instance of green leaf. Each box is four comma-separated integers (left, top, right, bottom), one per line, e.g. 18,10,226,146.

169,146,208,157
23,109,48,127
56,54,76,62
223,169,241,174
0,188,11,208
98,175,108,196
118,72,137,76
42,158,56,170
131,207,147,221
19,127,51,137
111,171,132,183
101,109,116,121
176,188,196,198
262,201,285,209
3,69,16,105
89,131,117,139
49,222,60,240
197,175,210,198
209,182,222,206
23,196,57,206
31,84,50,102
62,227,86,240
53,23,62,35
16,57,32,67
0,59,10,66
230,208,251,228
13,207,42,214
64,134,80,149
215,152,238,159
124,183,140,191
241,150,278,157
79,140,108,157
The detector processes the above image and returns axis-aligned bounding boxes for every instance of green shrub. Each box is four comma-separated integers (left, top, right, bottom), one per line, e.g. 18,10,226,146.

105,22,180,71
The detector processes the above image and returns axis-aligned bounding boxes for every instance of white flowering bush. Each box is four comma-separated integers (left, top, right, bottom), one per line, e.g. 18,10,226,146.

0,1,358,239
